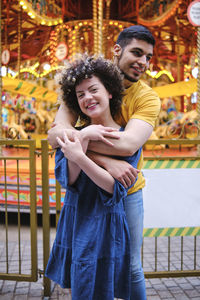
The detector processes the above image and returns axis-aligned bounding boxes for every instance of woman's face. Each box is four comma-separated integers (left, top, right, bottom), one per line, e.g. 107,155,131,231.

75,75,112,122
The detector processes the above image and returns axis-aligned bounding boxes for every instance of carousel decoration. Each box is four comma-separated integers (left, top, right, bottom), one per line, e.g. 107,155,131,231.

0,0,199,146
138,0,182,26
19,0,63,26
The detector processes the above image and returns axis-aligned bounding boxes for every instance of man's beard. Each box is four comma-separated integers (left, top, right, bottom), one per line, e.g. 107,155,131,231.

121,70,139,83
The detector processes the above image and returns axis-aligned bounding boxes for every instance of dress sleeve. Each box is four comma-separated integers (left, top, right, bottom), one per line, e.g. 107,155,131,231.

97,179,128,207
98,147,142,206
54,148,69,189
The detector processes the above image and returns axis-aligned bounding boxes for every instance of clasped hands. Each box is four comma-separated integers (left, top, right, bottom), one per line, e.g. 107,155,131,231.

50,124,139,188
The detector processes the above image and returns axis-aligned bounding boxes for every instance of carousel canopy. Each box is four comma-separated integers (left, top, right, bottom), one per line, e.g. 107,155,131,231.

1,0,197,72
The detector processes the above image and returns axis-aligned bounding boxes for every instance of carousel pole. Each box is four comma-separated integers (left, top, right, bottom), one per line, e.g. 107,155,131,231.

187,0,200,155
197,26,200,156
93,0,98,54
18,6,22,80
97,0,103,54
0,0,2,155
104,0,111,57
176,16,181,82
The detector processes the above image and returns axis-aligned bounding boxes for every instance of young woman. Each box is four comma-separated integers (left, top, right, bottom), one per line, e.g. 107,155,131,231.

45,55,141,300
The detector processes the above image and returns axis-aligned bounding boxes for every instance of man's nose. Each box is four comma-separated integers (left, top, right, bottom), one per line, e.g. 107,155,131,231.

138,55,147,65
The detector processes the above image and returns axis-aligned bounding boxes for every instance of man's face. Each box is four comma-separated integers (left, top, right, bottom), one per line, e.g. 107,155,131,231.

114,38,153,83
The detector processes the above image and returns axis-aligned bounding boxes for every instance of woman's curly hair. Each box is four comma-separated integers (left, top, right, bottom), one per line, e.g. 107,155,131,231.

56,54,124,123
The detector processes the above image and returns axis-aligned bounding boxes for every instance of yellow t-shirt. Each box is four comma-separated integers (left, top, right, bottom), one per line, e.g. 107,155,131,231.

117,80,161,195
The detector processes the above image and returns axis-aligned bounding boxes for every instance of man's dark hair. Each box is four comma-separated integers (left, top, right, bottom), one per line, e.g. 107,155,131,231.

57,55,124,123
116,25,155,49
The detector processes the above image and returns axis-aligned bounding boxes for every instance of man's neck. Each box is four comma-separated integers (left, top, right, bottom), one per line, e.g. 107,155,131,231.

123,79,137,89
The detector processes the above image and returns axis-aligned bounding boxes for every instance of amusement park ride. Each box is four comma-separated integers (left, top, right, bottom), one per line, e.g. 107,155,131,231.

0,0,199,141
0,0,199,210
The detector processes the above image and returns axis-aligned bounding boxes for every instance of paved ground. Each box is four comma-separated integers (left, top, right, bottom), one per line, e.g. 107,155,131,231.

0,221,200,299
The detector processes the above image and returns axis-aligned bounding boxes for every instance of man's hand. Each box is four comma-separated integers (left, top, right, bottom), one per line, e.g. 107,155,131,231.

106,160,140,188
87,151,139,189
81,125,120,146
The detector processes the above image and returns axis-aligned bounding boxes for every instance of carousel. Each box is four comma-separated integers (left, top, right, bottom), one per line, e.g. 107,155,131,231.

0,0,199,211
0,0,199,146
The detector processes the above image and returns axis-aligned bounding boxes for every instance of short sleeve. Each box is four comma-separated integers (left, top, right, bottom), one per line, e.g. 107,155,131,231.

97,179,128,207
120,81,161,128
129,90,161,128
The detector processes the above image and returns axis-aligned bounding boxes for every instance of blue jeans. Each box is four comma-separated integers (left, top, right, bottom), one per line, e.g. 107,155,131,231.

123,189,146,300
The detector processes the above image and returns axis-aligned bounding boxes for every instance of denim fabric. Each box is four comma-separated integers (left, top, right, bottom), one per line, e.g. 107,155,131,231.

45,147,141,300
123,189,147,300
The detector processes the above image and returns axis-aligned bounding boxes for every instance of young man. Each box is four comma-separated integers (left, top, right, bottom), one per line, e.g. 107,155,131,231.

48,25,161,300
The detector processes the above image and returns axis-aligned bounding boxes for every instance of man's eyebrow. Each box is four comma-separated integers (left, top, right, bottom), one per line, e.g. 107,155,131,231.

131,47,153,56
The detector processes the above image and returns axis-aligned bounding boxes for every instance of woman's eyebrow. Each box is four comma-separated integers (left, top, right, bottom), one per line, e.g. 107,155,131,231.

76,84,98,93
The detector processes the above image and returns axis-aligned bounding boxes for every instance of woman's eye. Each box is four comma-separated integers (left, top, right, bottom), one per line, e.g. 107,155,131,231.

77,94,84,99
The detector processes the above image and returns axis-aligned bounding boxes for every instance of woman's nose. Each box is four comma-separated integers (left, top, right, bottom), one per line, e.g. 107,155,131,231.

84,91,93,100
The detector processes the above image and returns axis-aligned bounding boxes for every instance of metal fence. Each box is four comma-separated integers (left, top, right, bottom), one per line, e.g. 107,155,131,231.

0,139,37,282
0,138,200,298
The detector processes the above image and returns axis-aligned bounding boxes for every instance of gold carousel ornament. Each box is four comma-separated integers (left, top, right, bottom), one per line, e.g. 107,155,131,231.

19,0,63,26
138,0,182,26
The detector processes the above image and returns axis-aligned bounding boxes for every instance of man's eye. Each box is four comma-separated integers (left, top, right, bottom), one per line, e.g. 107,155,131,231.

132,51,140,56
91,89,97,93
146,56,152,62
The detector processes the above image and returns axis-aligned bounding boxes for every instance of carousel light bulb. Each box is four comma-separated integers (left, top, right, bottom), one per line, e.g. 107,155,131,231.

192,67,198,79
19,1,24,6
1,66,7,77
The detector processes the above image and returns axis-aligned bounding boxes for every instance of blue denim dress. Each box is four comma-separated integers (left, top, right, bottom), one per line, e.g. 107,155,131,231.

45,144,141,300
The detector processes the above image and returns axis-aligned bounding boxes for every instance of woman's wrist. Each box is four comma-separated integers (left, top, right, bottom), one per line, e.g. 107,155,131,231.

80,129,90,153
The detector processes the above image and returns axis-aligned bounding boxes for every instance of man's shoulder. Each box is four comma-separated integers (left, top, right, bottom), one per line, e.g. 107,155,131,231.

128,80,159,99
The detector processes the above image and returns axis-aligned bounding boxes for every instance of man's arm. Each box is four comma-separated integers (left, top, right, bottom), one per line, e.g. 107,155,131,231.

48,103,78,148
87,151,140,188
48,102,122,149
89,118,153,156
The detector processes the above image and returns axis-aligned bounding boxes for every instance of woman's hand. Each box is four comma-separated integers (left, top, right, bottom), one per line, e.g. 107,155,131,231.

81,124,120,146
56,132,84,163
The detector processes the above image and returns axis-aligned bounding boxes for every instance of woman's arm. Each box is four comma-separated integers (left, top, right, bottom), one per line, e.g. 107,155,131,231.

57,133,115,194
